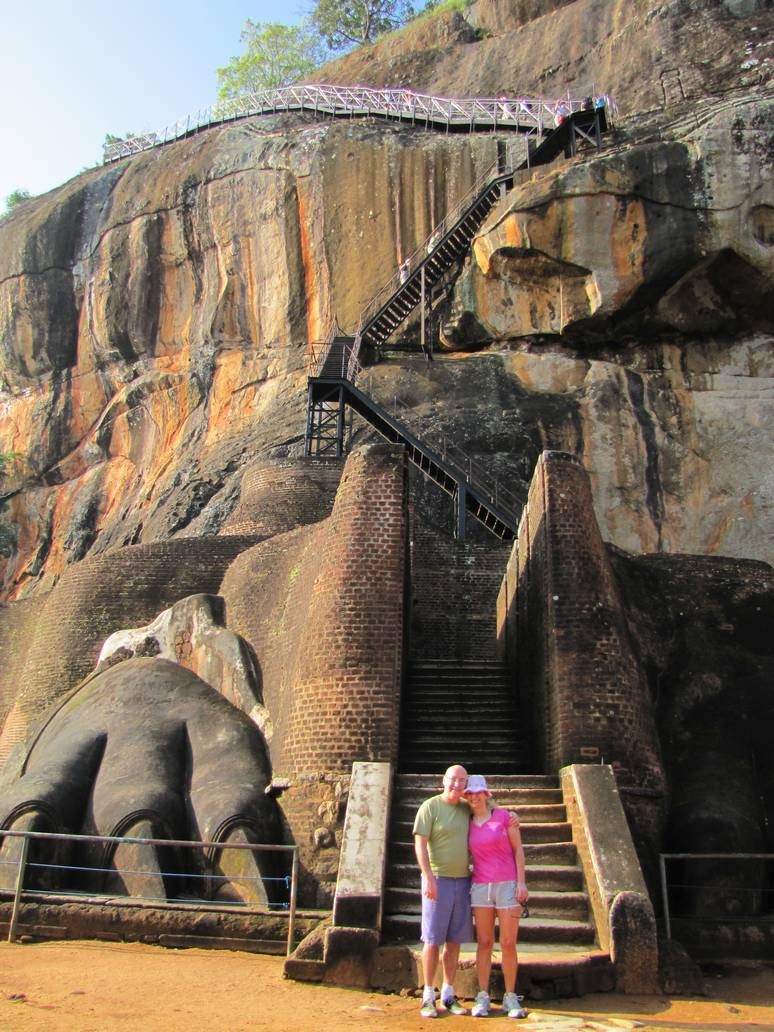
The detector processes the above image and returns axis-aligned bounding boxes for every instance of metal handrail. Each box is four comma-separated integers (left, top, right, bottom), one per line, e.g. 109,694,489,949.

103,83,611,163
1,827,300,953
659,852,774,940
354,373,520,523
355,150,514,338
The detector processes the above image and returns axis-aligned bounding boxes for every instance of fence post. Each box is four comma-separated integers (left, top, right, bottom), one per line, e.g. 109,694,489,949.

659,854,671,940
287,847,299,957
8,835,30,943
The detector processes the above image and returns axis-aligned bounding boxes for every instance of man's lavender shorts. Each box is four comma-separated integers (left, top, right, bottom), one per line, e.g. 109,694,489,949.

420,875,474,945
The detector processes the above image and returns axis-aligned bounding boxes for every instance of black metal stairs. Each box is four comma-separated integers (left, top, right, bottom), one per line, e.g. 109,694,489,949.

306,373,519,539
357,106,608,354
358,170,515,354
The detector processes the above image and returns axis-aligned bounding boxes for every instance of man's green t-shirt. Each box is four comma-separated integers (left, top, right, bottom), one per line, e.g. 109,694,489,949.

412,794,470,877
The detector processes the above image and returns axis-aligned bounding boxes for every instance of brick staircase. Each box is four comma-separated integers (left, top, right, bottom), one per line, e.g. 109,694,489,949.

382,773,596,949
398,661,531,774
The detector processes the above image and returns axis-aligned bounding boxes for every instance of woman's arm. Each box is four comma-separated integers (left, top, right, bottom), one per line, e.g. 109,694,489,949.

507,821,528,903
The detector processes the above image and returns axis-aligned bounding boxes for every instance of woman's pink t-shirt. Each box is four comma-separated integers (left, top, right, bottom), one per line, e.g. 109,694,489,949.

468,807,518,884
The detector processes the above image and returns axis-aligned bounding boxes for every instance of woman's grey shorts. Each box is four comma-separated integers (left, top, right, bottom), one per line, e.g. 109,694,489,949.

470,879,519,909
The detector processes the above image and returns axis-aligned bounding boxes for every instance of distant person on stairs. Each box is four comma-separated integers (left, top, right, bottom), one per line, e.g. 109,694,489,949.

413,763,473,1017
464,774,529,1019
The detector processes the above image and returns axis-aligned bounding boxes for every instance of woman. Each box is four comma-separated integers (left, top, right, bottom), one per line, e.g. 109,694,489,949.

464,774,529,1019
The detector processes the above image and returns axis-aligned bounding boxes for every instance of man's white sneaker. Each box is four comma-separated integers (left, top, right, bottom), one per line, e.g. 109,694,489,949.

471,990,491,1017
441,994,467,1016
420,992,438,1018
502,991,527,1018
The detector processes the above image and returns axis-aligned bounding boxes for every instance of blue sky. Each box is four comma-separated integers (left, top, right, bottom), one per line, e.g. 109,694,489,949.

0,1,312,205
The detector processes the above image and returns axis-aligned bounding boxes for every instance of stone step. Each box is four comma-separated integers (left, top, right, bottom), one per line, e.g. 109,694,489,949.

397,757,531,773
382,913,596,946
393,788,562,806
401,732,524,748
386,862,583,891
389,802,567,824
401,702,517,715
406,676,509,685
394,774,558,789
384,888,589,922
408,664,508,674
389,822,572,847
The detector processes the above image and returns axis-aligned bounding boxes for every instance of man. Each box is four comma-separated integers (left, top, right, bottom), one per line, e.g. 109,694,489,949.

413,763,474,1018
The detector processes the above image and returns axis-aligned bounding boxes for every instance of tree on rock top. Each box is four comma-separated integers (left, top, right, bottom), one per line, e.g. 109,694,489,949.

217,19,328,99
311,0,415,49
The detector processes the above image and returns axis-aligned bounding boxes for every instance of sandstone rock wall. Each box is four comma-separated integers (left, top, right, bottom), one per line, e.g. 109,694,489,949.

0,122,501,600
318,0,773,116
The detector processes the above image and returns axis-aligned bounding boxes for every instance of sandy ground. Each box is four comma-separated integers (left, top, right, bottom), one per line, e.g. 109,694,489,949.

1,941,773,1032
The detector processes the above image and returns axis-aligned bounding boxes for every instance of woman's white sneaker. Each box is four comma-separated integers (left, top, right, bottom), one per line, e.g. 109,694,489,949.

471,990,491,1017
502,992,527,1018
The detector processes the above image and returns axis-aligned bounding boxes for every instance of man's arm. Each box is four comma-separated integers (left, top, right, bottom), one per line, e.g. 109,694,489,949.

414,834,438,900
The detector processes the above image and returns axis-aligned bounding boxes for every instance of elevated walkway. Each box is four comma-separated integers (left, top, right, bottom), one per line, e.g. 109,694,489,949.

103,84,605,162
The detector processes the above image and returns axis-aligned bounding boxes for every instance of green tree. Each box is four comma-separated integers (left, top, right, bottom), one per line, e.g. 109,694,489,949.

3,189,32,216
310,0,414,49
217,19,328,101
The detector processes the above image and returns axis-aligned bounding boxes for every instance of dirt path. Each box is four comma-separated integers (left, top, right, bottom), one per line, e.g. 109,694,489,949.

1,941,773,1032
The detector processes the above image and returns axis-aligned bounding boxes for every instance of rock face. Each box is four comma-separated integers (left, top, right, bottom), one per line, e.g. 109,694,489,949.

318,0,774,117
0,121,501,598
443,97,773,343
0,0,772,925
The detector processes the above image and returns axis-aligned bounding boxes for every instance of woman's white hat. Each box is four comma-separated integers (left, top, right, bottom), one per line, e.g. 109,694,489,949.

464,774,491,795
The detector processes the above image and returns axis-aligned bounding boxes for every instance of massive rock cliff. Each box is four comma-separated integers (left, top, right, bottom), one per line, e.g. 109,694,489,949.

319,0,774,116
0,122,502,597
0,0,769,602
0,0,771,933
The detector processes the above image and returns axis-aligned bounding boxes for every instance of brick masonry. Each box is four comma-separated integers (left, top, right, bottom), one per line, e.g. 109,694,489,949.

409,514,510,662
221,443,409,905
0,536,262,764
497,451,667,861
221,456,343,537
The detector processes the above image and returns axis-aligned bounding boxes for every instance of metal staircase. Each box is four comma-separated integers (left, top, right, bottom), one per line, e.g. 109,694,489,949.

304,105,609,539
305,361,519,539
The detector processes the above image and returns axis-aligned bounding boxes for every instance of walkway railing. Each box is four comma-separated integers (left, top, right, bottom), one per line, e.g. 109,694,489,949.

368,381,522,522
659,852,774,940
102,83,607,162
1,828,299,954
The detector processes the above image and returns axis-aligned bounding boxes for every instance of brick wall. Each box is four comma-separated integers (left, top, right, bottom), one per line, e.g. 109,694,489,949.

221,457,343,537
410,515,510,662
497,451,667,858
285,443,407,772
220,444,409,904
0,594,48,762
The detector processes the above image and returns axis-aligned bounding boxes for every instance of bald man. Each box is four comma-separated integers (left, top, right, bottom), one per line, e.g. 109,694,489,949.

413,763,474,1017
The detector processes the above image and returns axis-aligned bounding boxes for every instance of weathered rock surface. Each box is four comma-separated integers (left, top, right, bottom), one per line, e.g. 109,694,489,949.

0,122,501,598
318,0,774,117
442,96,773,343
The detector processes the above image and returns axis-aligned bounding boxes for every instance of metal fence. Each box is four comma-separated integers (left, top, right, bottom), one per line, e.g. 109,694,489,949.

659,852,774,940
102,83,612,162
1,828,299,954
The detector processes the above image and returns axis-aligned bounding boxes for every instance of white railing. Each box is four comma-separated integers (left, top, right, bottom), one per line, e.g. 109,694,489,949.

103,83,609,162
